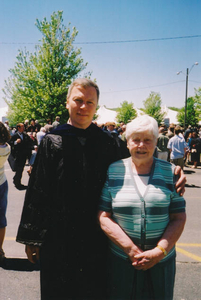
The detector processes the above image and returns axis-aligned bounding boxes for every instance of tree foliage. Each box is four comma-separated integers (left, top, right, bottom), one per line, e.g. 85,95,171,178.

177,97,199,127
3,11,88,125
143,92,165,125
194,87,201,120
168,107,182,112
116,101,137,124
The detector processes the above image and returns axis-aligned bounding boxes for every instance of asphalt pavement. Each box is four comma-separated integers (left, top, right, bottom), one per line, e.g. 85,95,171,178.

0,161,200,300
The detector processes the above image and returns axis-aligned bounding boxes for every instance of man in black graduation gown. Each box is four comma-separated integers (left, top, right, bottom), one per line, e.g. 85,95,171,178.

16,79,186,300
9,123,33,190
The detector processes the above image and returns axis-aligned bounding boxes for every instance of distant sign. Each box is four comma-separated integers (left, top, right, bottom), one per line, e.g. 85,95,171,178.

164,118,170,127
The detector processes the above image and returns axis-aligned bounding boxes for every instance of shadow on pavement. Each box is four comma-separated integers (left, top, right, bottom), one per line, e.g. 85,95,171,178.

184,170,195,174
185,183,201,188
0,257,40,271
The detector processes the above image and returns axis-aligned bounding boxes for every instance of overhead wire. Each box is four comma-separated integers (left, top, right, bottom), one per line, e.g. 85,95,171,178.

101,80,186,94
74,35,201,45
0,34,201,45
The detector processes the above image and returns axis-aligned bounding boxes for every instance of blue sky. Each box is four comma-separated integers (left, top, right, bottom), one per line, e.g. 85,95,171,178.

0,0,201,110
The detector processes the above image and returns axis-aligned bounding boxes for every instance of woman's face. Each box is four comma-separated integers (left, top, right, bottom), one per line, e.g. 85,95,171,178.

127,130,157,164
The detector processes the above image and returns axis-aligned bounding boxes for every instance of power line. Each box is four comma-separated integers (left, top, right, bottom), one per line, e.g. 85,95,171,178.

74,35,201,45
102,80,186,94
189,80,201,84
0,34,201,45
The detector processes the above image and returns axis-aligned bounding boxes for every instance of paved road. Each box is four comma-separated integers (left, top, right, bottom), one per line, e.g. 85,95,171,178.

0,162,200,300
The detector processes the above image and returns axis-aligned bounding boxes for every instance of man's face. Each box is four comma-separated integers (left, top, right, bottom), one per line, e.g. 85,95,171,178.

66,85,98,129
18,125,24,133
108,125,115,131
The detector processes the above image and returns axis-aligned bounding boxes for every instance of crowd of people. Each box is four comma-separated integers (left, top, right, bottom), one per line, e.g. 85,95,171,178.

99,121,201,172
156,123,201,170
5,113,200,191
0,78,190,300
4,117,61,190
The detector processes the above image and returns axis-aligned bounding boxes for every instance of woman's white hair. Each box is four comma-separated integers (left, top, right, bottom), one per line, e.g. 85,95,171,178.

125,115,159,140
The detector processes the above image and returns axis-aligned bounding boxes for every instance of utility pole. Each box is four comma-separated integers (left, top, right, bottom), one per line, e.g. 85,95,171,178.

184,68,189,130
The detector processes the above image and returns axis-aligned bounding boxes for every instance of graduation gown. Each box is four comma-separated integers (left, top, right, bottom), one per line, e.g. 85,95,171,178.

17,123,129,300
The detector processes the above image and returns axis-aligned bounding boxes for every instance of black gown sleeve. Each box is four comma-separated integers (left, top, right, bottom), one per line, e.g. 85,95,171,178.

16,134,63,246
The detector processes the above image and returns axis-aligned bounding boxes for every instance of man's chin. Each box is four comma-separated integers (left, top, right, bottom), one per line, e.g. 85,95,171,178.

136,152,147,155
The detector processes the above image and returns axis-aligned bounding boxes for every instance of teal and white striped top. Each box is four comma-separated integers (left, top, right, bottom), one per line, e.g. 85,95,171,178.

99,157,186,262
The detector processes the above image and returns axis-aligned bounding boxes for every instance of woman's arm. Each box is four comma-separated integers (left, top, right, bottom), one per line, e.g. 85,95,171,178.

156,212,186,252
98,211,143,262
133,212,186,270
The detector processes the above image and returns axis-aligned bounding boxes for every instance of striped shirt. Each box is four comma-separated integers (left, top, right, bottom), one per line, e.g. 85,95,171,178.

99,157,186,262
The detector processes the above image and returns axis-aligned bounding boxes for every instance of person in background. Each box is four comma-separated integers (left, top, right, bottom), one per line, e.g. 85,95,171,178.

29,119,36,132
46,118,52,125
27,126,37,146
184,125,192,141
35,120,41,133
52,116,60,129
157,126,169,161
167,125,188,170
118,124,126,140
4,121,9,131
24,120,29,132
106,122,118,135
36,127,46,145
44,124,53,133
98,115,186,300
16,79,186,300
190,131,201,169
0,122,11,262
167,124,175,139
198,126,201,138
9,123,33,190
105,122,129,158
27,145,38,176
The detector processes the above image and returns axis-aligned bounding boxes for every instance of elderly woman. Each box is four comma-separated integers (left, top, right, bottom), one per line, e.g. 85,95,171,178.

98,115,186,300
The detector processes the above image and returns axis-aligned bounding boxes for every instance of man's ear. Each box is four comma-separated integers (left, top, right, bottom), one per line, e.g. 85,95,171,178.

66,100,69,109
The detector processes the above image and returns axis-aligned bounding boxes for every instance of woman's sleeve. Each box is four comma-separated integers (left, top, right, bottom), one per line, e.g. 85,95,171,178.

99,172,113,213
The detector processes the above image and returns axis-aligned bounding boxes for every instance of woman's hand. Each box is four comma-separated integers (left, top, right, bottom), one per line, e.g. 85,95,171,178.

25,244,40,263
132,247,164,271
126,245,143,263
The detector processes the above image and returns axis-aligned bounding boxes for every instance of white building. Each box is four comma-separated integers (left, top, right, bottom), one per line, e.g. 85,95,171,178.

0,106,8,122
96,105,179,125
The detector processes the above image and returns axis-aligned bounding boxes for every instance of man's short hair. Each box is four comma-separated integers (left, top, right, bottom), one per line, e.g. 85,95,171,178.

175,125,182,135
159,126,166,133
169,124,175,133
67,78,100,101
17,123,24,130
107,122,116,127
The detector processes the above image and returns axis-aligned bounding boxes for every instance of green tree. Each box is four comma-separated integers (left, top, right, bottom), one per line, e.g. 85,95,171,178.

168,107,182,112
116,101,137,124
177,97,199,127
3,11,88,125
143,92,165,125
194,87,201,121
